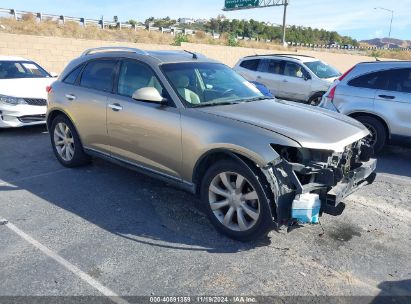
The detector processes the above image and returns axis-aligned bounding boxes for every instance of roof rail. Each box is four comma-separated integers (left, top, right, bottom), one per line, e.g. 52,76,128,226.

82,47,149,56
245,53,315,60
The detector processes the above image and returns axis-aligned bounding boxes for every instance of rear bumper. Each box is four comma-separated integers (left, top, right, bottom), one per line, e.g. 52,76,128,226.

0,104,46,128
322,158,377,215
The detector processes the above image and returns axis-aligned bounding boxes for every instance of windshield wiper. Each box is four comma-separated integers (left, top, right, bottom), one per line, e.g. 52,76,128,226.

192,101,240,108
241,96,273,102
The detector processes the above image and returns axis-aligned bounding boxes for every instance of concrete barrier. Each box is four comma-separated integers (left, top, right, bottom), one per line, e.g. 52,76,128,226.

0,32,387,74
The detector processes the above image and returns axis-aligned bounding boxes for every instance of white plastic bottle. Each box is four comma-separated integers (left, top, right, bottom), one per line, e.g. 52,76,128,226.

291,193,321,224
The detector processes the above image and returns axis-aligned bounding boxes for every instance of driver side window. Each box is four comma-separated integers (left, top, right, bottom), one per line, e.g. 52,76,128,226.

117,60,164,98
284,62,304,78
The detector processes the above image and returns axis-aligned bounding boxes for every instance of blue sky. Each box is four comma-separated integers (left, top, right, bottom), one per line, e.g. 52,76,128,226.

1,0,410,40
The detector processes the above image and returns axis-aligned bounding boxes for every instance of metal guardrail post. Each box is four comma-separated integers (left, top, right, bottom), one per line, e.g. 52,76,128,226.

10,9,17,20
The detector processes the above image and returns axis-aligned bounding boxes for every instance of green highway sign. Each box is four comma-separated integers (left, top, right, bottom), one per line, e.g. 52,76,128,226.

224,0,260,10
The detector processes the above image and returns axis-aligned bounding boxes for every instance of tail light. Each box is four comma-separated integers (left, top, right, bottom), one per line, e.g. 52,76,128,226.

46,85,52,93
338,65,355,81
326,85,337,101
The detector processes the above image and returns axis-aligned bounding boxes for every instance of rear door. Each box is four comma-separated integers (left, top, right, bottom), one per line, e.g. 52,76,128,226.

57,59,118,154
236,59,261,81
374,68,411,137
257,59,283,98
280,61,312,101
335,70,384,114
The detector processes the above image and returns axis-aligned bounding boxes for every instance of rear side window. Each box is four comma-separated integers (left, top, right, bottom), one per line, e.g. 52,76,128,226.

348,71,388,90
80,60,117,92
261,59,283,75
63,65,83,85
240,59,260,71
385,68,411,93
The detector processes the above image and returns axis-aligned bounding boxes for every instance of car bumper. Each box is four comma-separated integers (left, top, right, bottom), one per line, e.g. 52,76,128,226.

0,104,46,128
322,158,377,216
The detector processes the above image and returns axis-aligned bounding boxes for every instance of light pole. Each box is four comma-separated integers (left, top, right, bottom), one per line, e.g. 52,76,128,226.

281,0,289,46
374,7,394,38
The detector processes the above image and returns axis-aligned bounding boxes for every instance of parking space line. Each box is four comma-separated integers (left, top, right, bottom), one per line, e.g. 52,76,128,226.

2,219,129,304
0,169,71,186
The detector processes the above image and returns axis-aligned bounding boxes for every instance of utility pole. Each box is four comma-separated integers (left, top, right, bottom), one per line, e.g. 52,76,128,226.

281,0,288,46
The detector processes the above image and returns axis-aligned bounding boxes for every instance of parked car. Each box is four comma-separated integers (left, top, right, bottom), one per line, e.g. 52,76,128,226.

319,61,411,153
233,54,341,105
47,47,376,241
0,56,57,128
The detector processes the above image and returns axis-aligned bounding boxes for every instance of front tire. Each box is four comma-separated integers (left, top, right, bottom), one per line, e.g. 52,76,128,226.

50,115,90,167
200,159,274,242
308,92,325,106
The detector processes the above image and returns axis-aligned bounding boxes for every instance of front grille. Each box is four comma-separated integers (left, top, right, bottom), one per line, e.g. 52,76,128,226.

24,98,47,106
18,115,46,123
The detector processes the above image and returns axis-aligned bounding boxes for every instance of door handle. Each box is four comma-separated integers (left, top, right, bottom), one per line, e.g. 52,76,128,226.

282,79,289,83
257,75,262,79
65,94,76,101
378,95,395,100
108,103,123,112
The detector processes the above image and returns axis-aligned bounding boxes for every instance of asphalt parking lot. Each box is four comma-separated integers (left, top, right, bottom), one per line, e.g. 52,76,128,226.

1,125,410,300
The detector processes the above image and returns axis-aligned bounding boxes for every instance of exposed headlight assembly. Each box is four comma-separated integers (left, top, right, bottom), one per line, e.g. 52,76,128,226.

0,94,27,105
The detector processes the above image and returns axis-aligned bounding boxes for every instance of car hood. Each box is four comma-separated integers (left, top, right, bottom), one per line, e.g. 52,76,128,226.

0,78,55,99
197,99,369,152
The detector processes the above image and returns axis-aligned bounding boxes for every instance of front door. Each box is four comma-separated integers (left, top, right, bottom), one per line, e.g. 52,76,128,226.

280,62,312,102
107,59,182,179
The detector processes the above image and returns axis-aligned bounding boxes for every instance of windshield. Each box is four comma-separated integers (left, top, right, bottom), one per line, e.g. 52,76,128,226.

304,61,341,79
161,62,264,107
0,61,51,79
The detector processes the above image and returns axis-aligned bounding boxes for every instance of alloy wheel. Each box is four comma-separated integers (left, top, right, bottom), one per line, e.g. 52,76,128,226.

208,172,260,232
54,122,75,162
363,123,378,147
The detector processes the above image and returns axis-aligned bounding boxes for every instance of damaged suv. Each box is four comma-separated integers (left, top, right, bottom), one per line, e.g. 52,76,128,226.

47,47,377,241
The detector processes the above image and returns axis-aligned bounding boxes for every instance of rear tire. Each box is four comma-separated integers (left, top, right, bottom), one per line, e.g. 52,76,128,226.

355,115,387,154
50,115,91,167
200,159,274,242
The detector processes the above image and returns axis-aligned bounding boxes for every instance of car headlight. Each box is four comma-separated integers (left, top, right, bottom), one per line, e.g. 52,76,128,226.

0,94,27,105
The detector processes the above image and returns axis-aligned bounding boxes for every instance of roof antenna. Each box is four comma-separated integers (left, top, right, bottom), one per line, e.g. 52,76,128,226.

184,50,198,59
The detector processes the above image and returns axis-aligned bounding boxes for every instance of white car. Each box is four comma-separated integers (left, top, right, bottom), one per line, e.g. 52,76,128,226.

0,56,56,128
234,54,341,105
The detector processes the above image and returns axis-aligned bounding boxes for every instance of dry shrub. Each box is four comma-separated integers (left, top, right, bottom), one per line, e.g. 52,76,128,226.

21,13,36,22
195,30,206,39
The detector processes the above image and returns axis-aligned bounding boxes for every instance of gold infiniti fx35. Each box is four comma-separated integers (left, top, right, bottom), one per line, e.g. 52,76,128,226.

47,47,377,241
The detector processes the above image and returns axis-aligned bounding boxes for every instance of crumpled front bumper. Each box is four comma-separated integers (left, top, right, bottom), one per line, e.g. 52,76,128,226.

322,158,377,216
266,155,377,225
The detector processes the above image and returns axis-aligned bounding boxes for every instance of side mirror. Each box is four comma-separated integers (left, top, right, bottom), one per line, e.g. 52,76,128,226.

132,87,166,104
304,74,311,81
50,72,58,78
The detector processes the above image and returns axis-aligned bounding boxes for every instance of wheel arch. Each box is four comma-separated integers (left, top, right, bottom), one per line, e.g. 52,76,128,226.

193,148,278,220
348,111,391,139
47,109,85,145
